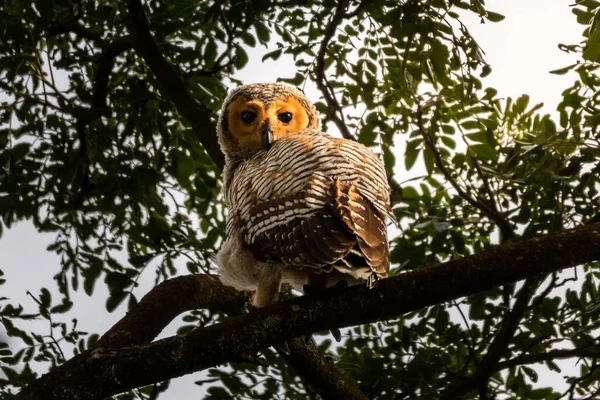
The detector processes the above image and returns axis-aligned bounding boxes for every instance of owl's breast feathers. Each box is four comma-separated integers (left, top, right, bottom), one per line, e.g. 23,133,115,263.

225,130,395,281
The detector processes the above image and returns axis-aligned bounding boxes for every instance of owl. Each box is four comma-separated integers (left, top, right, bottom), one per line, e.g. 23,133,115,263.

216,83,395,309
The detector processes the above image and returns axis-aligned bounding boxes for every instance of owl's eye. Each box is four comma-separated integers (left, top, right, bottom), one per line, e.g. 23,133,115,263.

278,112,293,123
241,111,257,124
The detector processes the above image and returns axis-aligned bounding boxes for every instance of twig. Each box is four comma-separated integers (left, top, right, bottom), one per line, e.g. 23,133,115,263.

279,338,368,400
416,104,515,240
441,276,544,399
126,0,225,169
494,345,600,372
70,36,134,207
315,0,355,140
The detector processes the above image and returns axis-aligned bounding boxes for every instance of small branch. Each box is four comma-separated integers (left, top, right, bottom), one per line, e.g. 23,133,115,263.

184,12,239,78
416,105,515,240
46,19,105,47
70,36,134,207
126,0,225,169
441,276,543,399
495,345,600,372
470,154,515,242
279,338,368,400
17,223,600,400
315,0,355,140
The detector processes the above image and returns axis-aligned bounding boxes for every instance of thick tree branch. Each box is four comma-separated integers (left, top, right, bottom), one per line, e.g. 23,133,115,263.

17,223,600,400
126,0,225,169
97,274,249,349
315,0,355,140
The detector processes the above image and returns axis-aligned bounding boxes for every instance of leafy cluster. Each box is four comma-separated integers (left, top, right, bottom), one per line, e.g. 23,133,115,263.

1,0,600,399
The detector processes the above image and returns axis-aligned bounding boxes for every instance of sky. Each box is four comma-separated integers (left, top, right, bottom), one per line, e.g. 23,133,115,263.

0,0,587,397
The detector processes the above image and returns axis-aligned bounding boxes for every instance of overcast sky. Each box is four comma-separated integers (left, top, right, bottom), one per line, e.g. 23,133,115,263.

0,0,585,397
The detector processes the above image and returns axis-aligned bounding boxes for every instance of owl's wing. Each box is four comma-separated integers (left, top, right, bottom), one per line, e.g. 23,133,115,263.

227,131,394,280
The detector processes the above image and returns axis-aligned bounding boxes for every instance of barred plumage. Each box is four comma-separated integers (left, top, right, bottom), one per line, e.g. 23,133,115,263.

216,83,394,308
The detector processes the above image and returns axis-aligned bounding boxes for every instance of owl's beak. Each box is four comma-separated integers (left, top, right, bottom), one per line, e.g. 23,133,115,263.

261,120,274,150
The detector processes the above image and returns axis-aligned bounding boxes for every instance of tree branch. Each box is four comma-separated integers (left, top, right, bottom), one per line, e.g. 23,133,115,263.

96,274,249,349
441,276,543,399
280,339,368,400
416,105,515,241
126,0,225,169
17,223,600,400
315,0,355,140
70,36,134,207
494,345,600,373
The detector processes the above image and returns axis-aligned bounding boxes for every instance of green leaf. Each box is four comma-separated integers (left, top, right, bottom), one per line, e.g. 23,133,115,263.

358,127,377,146
434,309,450,334
486,11,506,22
173,150,196,182
262,48,282,62
35,0,54,19
255,22,270,44
451,231,465,254
10,142,31,162
39,288,51,308
528,388,554,398
521,366,538,383
470,144,496,160
234,46,248,69
549,64,577,75
404,143,421,171
105,291,128,313
402,186,419,200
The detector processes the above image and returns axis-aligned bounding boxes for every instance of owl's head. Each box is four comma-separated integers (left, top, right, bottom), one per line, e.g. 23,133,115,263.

217,83,321,160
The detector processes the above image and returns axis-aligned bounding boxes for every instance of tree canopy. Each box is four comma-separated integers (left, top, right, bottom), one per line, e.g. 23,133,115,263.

1,0,600,399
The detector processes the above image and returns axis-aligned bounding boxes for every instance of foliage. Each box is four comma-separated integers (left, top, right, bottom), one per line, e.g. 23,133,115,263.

0,0,600,399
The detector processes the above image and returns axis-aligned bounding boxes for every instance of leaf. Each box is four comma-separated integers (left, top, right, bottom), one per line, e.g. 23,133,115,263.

262,48,282,62
234,46,248,69
105,291,128,313
50,300,73,314
83,265,103,296
129,254,155,268
451,231,466,254
35,0,54,19
173,150,196,182
10,142,30,162
423,147,435,175
404,141,421,171
521,366,538,383
470,144,497,160
434,310,450,334
255,22,270,44
441,136,456,149
358,127,377,146
528,388,554,398
39,288,51,308
402,186,419,200
549,64,578,75
486,11,506,22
